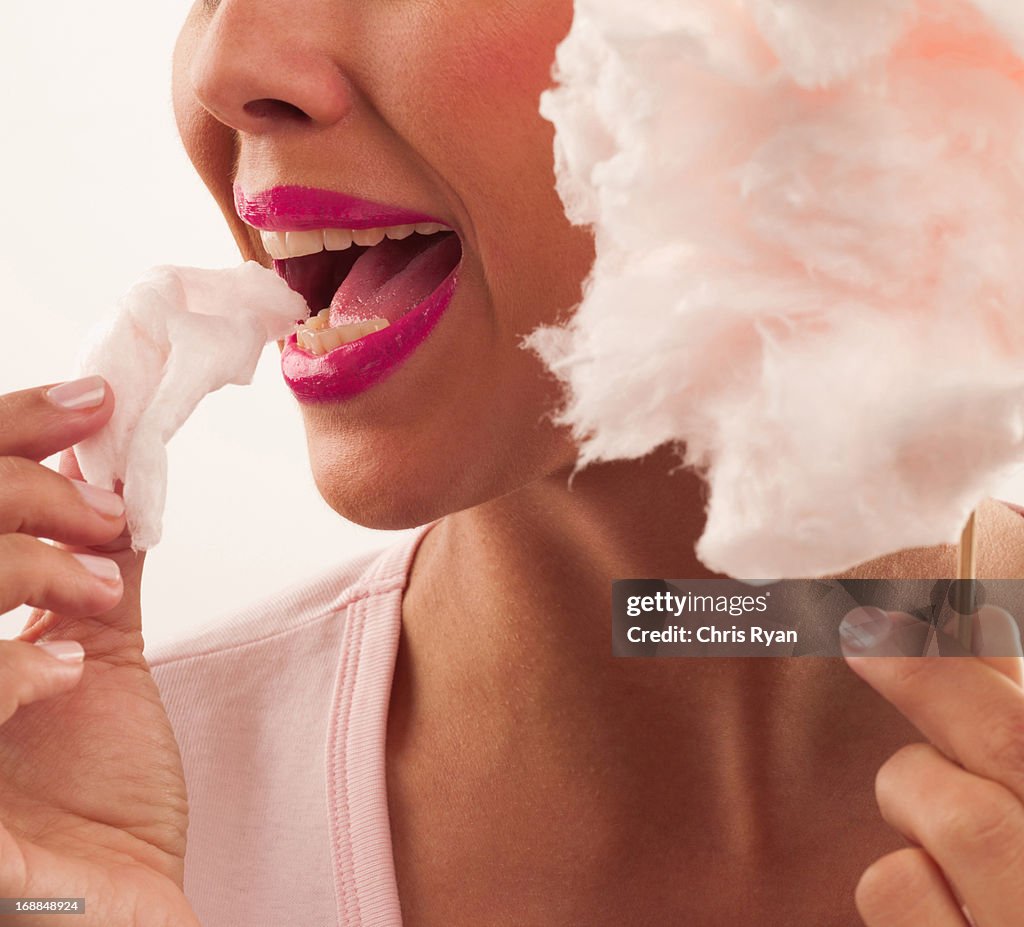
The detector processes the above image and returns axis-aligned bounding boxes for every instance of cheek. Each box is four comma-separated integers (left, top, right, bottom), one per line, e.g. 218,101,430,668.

374,2,573,196
394,4,591,325
448,4,573,99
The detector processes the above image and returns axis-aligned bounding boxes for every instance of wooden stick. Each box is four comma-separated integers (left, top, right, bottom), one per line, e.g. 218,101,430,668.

956,509,977,651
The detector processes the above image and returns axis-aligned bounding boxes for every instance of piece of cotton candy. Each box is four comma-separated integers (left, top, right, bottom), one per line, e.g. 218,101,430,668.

74,262,307,550
525,0,1024,578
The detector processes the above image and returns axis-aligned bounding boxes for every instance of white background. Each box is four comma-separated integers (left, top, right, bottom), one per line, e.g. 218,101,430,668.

2,3,1023,649
0,2,407,649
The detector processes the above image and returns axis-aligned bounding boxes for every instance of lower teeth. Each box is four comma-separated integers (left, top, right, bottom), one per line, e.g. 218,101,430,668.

295,309,391,355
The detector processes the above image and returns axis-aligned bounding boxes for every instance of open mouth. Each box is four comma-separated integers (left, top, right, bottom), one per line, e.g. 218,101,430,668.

265,223,463,355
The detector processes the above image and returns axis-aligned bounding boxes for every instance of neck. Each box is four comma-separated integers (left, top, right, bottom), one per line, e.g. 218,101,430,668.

399,446,901,843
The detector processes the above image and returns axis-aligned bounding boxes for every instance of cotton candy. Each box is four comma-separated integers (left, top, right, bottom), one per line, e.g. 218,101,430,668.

525,0,1024,578
75,263,306,550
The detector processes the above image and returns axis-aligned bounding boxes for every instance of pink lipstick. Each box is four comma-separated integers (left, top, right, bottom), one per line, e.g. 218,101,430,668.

235,185,462,403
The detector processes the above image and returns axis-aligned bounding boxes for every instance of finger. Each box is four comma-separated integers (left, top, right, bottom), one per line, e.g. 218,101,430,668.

0,638,85,727
854,848,970,927
874,742,1024,927
18,607,47,639
59,446,86,483
840,605,1024,682
840,608,933,657
970,605,1024,687
56,449,146,635
22,543,145,656
0,377,113,461
0,457,125,546
0,535,123,618
14,450,148,658
840,610,1024,805
56,449,133,554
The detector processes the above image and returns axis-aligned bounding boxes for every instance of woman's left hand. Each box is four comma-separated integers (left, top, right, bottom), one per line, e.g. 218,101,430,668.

839,604,1024,926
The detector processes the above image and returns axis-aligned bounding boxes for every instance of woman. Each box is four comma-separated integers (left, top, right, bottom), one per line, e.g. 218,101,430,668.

2,2,1024,925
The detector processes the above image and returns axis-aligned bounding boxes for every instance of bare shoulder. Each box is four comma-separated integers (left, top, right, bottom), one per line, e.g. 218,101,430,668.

828,497,1024,580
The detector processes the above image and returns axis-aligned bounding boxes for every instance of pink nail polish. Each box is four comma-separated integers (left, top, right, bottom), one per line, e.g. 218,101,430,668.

838,606,892,653
72,553,122,584
35,640,85,664
44,376,106,411
71,480,125,518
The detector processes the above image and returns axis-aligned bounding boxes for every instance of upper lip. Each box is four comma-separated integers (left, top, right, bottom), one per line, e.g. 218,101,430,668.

234,184,448,232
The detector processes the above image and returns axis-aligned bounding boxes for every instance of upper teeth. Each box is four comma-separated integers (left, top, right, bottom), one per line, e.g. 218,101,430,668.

260,223,448,260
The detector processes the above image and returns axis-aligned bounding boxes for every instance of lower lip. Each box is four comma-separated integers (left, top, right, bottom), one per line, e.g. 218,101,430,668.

280,264,460,403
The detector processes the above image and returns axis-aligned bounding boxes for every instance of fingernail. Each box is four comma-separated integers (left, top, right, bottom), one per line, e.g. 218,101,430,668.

839,607,892,653
72,553,122,584
71,480,125,519
973,604,1024,658
44,376,106,411
35,640,85,664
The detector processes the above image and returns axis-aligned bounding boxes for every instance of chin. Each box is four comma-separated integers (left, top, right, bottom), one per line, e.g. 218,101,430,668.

302,408,577,530
304,430,482,529
315,489,447,532
303,429,444,529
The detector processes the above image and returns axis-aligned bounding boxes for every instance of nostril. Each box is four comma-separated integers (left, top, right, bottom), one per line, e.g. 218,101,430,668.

243,98,311,124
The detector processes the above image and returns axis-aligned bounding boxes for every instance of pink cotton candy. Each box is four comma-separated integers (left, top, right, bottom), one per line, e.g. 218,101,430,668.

525,0,1024,578
74,263,307,550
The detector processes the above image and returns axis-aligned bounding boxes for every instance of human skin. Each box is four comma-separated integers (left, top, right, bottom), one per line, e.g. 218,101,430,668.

2,1,1015,925
0,383,197,927
171,1,1024,924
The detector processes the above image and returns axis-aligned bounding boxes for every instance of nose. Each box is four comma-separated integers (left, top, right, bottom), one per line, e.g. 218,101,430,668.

188,0,353,133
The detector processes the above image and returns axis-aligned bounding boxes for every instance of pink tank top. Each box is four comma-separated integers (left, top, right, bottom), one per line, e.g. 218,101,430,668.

148,521,437,926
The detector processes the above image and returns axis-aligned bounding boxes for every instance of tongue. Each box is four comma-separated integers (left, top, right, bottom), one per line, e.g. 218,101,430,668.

329,233,461,326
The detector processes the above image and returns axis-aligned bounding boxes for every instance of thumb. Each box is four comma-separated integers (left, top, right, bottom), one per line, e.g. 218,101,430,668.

969,604,1024,688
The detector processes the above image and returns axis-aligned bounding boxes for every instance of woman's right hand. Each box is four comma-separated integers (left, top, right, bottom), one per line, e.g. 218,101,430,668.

0,378,199,926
